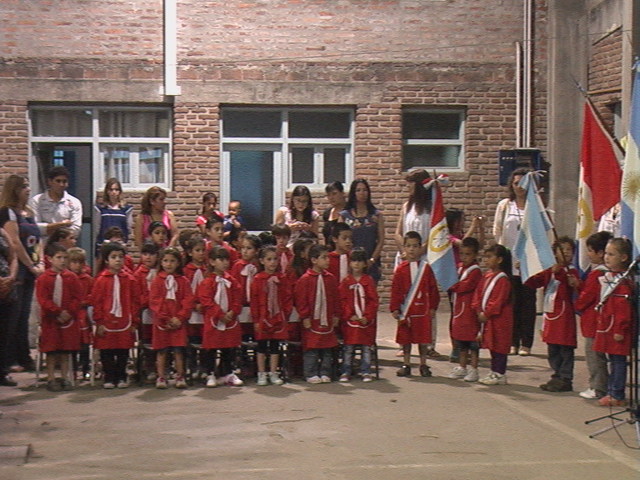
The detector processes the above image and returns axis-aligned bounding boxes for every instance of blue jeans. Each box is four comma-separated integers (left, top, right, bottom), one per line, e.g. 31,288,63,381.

607,354,627,400
303,348,333,379
342,345,371,376
6,275,35,368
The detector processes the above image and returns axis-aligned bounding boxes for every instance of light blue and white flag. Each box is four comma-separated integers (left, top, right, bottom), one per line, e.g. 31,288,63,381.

621,62,640,258
514,171,555,282
426,175,457,291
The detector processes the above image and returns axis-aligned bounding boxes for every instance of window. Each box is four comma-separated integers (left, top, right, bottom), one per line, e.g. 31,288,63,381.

402,109,465,170
30,106,172,190
220,107,354,231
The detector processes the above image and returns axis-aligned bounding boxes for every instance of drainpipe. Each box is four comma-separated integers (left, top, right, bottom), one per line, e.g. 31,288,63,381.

522,0,533,148
162,0,181,96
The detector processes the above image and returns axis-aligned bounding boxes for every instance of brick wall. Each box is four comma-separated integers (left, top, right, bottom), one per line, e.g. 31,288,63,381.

0,102,28,178
588,27,622,132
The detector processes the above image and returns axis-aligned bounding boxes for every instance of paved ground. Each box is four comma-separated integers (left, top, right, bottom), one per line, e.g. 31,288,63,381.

1,310,639,480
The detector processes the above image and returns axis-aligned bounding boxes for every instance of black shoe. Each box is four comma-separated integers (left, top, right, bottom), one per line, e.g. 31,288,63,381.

419,364,432,377
0,375,17,387
396,365,411,377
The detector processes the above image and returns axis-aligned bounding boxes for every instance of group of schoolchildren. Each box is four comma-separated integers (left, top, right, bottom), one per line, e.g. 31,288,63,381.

35,196,634,408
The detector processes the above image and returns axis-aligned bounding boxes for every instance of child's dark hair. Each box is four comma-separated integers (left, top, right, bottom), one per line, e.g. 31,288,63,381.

271,223,291,238
308,244,329,260
607,238,632,268
184,234,206,264
461,237,480,254
291,238,314,277
46,226,73,247
350,247,368,265
201,192,218,215
445,208,464,233
552,235,575,252
148,221,168,237
103,226,124,241
298,230,318,241
586,231,613,253
404,230,422,244
159,247,184,275
67,247,87,263
205,212,224,230
208,245,230,262
258,231,276,246
258,245,278,270
45,242,67,258
325,181,344,194
140,241,160,256
97,242,126,272
178,229,198,251
226,224,245,246
485,244,512,276
243,234,262,251
331,222,351,239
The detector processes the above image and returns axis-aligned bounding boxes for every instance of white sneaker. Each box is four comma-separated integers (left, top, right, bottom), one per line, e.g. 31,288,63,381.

155,377,168,389
269,372,283,385
579,388,597,399
320,375,332,383
224,373,244,386
205,375,217,388
174,376,187,389
463,367,479,382
362,373,373,382
448,366,468,379
103,382,115,389
339,374,350,383
306,375,322,384
478,371,507,385
257,372,268,386
117,381,130,389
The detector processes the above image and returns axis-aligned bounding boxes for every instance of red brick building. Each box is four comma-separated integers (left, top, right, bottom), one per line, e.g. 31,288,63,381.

0,0,595,295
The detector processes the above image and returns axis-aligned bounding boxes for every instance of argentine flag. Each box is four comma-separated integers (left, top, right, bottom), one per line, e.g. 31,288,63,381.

514,171,555,282
426,177,457,291
621,63,640,257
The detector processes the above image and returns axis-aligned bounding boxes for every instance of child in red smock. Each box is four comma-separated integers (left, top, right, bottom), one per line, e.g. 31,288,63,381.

36,243,82,391
472,244,513,386
594,238,634,407
91,243,141,389
150,247,193,389
230,234,261,339
447,237,483,382
338,248,378,382
295,244,340,384
250,245,292,386
197,245,243,387
390,232,440,378
526,236,579,392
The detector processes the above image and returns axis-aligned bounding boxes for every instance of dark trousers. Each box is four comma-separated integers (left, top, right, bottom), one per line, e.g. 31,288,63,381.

608,354,627,400
547,343,575,381
511,277,537,349
100,349,129,384
0,297,18,377
6,277,35,368
204,348,236,377
490,351,508,375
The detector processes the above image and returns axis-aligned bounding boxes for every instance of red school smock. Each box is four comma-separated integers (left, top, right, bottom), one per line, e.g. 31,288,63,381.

183,262,207,337
90,270,141,350
294,269,340,350
593,272,633,356
197,272,242,349
472,271,513,354
149,272,193,349
574,265,607,339
74,271,94,345
525,266,578,347
36,269,82,352
339,274,378,346
328,251,350,284
448,263,482,342
390,260,440,345
276,246,293,273
230,259,259,333
250,271,292,341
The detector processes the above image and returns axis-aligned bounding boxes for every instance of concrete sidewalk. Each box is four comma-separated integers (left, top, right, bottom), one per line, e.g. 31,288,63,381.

1,310,639,479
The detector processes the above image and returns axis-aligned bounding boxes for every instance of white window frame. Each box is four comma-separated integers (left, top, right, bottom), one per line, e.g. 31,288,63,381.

221,107,354,193
402,108,466,172
29,105,172,192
